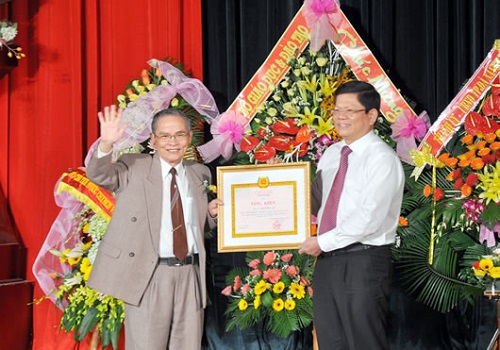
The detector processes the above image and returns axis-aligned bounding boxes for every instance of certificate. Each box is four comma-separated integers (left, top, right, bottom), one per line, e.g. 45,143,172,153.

217,162,311,252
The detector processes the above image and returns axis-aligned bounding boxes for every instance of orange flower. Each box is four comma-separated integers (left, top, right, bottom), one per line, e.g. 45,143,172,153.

155,67,163,77
433,188,445,201
484,133,497,143
437,153,450,163
490,141,500,151
399,216,409,227
444,157,458,168
461,134,474,145
141,69,150,85
470,158,485,170
126,88,135,97
478,147,491,157
458,159,471,168
461,184,472,197
476,140,487,149
310,223,317,236
423,184,433,197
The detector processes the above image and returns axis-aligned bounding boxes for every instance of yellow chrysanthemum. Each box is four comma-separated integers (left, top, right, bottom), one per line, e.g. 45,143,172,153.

273,281,285,294
238,299,248,311
479,258,494,271
68,256,81,266
82,240,93,251
254,280,269,295
473,268,486,277
254,295,261,309
80,257,92,281
489,267,500,279
272,298,284,312
284,299,296,311
82,223,90,233
289,282,306,299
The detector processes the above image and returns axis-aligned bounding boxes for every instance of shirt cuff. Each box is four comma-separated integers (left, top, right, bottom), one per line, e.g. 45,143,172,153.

97,146,112,158
316,230,337,252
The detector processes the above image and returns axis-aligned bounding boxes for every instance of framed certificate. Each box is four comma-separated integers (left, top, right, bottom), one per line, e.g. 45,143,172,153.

217,162,311,252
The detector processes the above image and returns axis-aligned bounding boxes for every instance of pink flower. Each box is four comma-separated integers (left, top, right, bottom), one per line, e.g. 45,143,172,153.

286,265,300,277
250,269,262,277
221,286,232,296
241,284,251,294
233,275,241,292
263,251,275,266
308,286,314,296
280,253,293,263
300,276,310,286
248,258,260,269
263,268,282,284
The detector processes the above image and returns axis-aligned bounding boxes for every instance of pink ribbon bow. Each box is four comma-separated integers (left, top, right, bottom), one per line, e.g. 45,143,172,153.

302,0,342,52
391,111,431,164
479,223,500,247
197,110,249,162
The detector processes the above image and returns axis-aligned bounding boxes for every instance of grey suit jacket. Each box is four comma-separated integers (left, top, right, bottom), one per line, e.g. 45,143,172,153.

86,151,215,307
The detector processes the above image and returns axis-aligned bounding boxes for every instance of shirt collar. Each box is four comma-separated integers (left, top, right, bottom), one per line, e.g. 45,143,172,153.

159,158,185,179
342,131,376,155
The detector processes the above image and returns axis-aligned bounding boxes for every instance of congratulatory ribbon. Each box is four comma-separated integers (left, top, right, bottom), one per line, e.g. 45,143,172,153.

57,168,115,222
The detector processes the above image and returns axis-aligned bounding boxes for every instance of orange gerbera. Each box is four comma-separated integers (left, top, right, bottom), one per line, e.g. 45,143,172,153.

484,133,497,143
490,141,500,151
461,184,473,197
444,157,458,168
477,147,491,157
399,216,409,227
461,134,474,145
470,158,485,170
423,184,433,197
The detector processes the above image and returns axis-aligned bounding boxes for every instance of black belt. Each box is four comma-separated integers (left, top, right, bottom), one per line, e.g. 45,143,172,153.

320,243,374,257
158,254,199,266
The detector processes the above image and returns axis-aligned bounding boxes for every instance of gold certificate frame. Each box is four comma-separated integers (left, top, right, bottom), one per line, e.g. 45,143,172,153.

217,162,311,253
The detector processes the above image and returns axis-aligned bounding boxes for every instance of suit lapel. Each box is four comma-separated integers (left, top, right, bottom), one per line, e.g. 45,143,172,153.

144,153,163,252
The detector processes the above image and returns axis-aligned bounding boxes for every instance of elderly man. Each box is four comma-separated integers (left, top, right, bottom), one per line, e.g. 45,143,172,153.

87,105,222,349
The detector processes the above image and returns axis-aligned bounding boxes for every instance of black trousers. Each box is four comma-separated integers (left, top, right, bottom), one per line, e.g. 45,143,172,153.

313,245,393,350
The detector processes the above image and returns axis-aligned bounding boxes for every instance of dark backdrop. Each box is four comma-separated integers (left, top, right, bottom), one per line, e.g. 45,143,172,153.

201,1,500,349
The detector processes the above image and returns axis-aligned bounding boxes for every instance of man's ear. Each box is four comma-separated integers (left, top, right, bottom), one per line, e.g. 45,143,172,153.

368,109,379,126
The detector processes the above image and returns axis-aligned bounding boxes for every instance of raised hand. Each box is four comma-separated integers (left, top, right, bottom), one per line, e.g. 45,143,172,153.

97,105,127,153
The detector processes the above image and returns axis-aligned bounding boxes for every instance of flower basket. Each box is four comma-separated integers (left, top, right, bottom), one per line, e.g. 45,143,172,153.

221,250,315,338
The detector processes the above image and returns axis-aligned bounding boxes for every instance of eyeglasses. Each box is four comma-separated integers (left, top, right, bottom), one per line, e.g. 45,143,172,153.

331,108,366,117
154,132,190,142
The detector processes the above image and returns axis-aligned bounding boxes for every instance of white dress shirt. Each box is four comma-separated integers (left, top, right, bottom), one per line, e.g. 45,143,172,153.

159,159,198,258
316,131,405,252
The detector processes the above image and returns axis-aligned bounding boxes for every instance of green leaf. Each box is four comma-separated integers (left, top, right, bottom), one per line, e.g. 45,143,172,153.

77,307,99,341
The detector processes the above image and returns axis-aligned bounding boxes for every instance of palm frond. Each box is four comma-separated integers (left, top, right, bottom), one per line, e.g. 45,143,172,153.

394,220,483,313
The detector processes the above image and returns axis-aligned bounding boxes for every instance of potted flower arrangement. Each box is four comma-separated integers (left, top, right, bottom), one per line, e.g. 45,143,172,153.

221,250,315,338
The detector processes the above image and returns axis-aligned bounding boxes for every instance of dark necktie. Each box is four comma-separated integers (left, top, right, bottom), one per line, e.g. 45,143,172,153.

319,145,352,234
170,168,188,261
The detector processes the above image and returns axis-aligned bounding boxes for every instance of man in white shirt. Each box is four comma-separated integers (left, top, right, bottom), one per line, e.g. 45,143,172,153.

299,81,404,349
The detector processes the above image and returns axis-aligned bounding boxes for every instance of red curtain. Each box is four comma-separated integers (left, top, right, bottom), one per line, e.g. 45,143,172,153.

1,0,203,348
